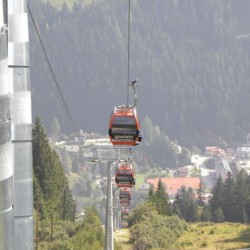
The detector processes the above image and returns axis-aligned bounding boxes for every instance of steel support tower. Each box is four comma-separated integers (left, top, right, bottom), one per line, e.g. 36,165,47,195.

91,146,132,250
0,0,14,249
8,0,34,249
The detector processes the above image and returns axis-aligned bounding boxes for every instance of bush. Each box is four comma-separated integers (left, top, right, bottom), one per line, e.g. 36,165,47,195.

50,241,72,250
130,207,187,250
200,241,208,248
180,240,193,246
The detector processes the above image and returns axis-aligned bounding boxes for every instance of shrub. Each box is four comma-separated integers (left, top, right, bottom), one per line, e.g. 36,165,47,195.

201,241,208,248
50,241,72,250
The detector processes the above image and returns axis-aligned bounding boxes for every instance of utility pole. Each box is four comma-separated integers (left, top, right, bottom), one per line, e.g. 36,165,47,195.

0,0,14,249
8,0,34,249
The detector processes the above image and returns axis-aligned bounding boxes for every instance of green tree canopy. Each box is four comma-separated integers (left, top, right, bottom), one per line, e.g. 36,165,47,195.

33,116,74,219
71,207,104,250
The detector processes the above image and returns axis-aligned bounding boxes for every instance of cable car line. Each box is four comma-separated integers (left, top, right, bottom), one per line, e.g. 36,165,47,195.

127,0,131,106
27,4,81,138
112,0,141,228
115,161,135,228
109,0,142,147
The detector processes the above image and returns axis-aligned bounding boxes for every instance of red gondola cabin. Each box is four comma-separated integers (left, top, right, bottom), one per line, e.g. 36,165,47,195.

122,222,128,228
119,187,132,200
120,197,130,207
121,213,129,221
115,163,135,188
121,208,130,220
121,208,129,216
108,106,142,146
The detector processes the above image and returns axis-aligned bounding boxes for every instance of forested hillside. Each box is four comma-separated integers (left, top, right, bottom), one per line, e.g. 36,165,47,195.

29,0,250,149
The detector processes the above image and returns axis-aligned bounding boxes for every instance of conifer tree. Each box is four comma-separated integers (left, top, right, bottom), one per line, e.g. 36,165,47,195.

222,172,235,222
197,179,205,206
155,179,172,216
172,193,181,218
147,184,156,204
234,169,249,223
33,173,46,218
201,205,211,222
187,188,199,222
50,116,60,143
174,186,198,222
32,116,74,219
214,207,225,222
209,175,224,221
245,174,250,220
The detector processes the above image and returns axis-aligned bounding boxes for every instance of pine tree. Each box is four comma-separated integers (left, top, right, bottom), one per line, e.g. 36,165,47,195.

245,174,250,220
155,179,172,216
201,205,211,222
33,173,46,218
222,172,235,222
197,179,205,206
172,198,181,218
209,175,224,221
186,187,198,222
32,116,74,220
147,184,156,204
174,186,198,222
234,169,249,223
50,116,61,143
214,207,225,222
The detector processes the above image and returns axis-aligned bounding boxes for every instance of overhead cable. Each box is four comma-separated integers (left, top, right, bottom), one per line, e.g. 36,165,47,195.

127,0,131,106
27,4,80,137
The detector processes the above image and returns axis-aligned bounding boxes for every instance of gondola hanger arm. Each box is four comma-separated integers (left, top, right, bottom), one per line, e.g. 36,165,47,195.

128,79,140,108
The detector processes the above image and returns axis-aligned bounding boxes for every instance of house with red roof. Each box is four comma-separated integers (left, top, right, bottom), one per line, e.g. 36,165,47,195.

146,177,201,200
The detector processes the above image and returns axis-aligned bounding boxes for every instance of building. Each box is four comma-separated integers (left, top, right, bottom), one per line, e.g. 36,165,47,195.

214,158,232,180
176,165,192,177
146,177,201,200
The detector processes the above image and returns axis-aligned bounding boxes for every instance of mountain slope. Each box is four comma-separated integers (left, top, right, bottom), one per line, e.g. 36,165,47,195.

29,0,250,148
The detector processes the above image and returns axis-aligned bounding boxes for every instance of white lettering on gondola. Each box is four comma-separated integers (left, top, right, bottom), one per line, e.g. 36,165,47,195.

114,135,134,139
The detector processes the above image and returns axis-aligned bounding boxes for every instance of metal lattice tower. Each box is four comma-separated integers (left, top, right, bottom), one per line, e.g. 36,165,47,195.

90,146,133,250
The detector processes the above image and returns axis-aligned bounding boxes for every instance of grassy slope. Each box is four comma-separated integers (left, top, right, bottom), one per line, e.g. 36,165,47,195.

113,229,133,250
134,173,146,189
178,222,250,250
114,223,250,250
135,170,172,189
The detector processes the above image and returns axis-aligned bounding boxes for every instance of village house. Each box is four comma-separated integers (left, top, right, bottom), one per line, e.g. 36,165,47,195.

146,177,201,201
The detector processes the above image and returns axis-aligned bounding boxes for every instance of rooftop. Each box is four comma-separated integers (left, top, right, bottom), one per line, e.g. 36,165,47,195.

146,177,201,197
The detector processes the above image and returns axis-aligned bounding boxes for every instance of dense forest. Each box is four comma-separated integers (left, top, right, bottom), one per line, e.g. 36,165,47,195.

29,0,250,151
